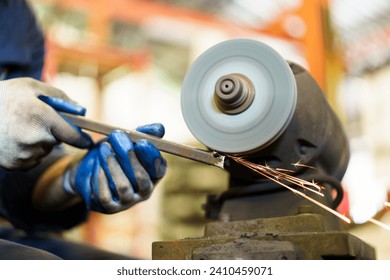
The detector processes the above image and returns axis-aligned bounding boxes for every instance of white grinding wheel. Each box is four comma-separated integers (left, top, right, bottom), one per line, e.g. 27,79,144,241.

181,39,297,154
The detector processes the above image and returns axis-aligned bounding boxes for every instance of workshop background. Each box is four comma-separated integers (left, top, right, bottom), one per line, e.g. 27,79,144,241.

25,0,390,259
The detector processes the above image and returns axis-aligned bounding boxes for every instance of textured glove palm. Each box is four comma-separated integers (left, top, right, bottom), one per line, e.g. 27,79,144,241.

0,78,92,169
63,125,167,213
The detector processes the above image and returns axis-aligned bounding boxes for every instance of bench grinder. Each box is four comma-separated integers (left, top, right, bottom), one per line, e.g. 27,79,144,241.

152,39,375,260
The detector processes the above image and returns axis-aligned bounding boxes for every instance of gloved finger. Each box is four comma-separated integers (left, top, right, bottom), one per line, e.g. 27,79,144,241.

32,80,92,148
89,155,107,212
106,157,139,206
13,143,53,169
18,143,53,160
108,130,153,195
99,143,140,204
9,156,41,171
94,163,139,213
134,139,167,180
95,144,143,213
74,149,99,208
136,123,165,138
38,95,86,116
48,110,93,149
97,143,120,202
6,142,54,170
127,149,154,198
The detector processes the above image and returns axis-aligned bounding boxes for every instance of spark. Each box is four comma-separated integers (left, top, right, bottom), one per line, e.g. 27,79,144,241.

275,167,295,173
369,218,390,232
292,160,316,170
226,155,351,224
230,156,323,195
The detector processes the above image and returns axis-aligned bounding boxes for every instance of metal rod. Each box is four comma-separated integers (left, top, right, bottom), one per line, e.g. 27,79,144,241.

62,113,226,169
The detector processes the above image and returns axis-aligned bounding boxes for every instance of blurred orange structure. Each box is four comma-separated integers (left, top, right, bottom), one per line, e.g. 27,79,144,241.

38,0,336,91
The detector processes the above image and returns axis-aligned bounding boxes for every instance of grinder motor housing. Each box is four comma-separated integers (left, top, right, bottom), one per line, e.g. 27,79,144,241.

205,62,350,226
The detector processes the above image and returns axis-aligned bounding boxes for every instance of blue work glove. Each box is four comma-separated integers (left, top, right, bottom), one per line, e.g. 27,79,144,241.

62,124,167,213
0,78,92,170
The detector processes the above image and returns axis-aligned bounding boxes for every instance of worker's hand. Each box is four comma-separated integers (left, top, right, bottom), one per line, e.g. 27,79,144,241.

62,124,167,213
0,78,92,170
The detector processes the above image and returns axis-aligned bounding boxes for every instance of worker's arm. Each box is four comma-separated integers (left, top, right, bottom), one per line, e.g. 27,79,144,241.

32,125,167,214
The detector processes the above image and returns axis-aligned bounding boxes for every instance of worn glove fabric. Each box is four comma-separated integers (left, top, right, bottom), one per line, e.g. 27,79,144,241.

0,78,92,170
63,124,167,213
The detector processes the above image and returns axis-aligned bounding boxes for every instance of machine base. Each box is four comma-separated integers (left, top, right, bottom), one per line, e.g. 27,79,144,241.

152,214,375,260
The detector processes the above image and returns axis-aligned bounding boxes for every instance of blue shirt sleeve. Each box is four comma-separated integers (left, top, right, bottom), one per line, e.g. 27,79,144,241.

0,0,45,80
0,147,88,233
